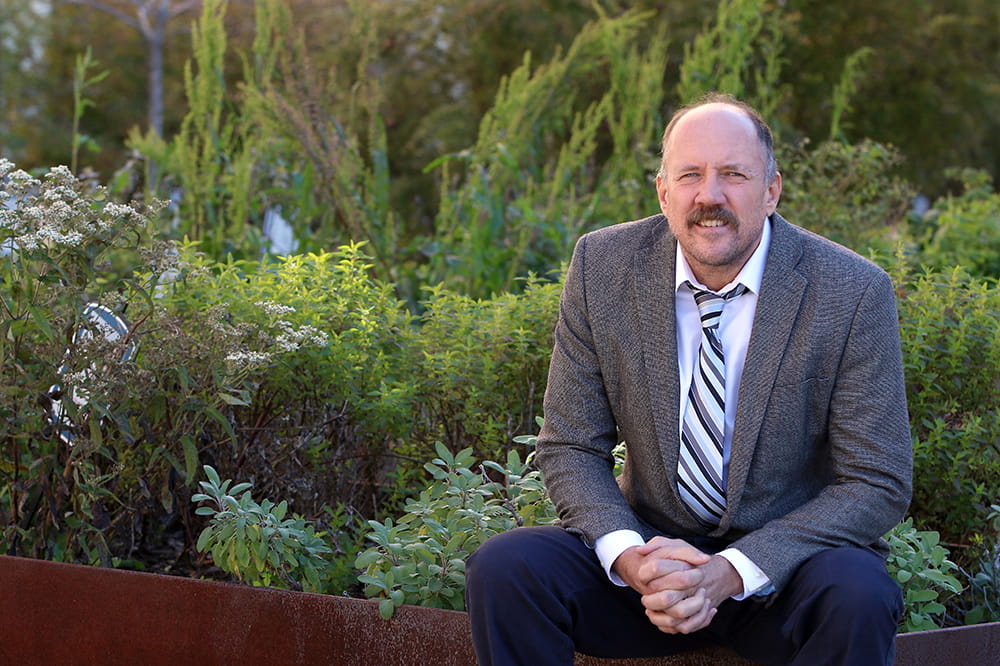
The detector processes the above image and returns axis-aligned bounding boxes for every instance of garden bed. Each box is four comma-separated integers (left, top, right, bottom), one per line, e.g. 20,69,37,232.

1,555,997,665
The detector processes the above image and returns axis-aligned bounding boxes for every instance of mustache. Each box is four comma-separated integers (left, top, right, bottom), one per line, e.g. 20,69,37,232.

687,206,739,226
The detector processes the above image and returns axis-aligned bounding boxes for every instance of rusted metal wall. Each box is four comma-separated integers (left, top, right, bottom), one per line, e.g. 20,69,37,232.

1,555,996,665
0,555,475,665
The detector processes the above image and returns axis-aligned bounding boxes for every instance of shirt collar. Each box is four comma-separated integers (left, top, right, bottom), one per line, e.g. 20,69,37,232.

674,216,772,295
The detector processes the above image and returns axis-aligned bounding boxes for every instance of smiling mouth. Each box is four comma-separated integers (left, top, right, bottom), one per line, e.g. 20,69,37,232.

687,206,738,228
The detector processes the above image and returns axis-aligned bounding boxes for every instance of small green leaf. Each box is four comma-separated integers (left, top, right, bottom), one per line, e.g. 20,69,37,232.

196,528,213,553
235,540,250,568
907,589,938,603
255,538,269,562
218,390,250,406
204,465,221,486
229,482,253,496
181,435,198,486
358,574,386,590
355,550,382,569
273,500,288,521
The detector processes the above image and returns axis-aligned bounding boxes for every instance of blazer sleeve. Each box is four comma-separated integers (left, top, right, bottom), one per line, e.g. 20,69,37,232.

535,234,646,545
730,268,913,591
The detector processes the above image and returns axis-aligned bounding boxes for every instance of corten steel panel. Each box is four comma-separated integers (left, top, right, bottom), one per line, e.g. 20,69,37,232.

0,555,477,665
2,555,998,665
894,621,1000,666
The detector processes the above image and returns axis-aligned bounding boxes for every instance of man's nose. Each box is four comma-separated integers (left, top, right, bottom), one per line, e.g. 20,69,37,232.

694,174,725,206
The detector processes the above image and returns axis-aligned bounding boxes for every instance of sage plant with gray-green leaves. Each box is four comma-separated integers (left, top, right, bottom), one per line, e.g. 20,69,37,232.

193,465,334,592
356,440,557,619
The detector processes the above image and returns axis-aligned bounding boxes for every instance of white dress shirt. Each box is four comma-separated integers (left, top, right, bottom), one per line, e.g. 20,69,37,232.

594,219,774,600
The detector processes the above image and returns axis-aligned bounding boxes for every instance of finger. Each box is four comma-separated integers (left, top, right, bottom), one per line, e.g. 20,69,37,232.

636,536,695,555
635,536,679,554
637,538,711,566
672,601,717,635
641,587,707,615
641,587,688,610
646,546,711,567
643,601,707,634
641,564,705,593
637,554,693,582
645,592,716,635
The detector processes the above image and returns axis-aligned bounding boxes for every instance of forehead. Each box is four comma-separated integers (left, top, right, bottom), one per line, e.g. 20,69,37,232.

664,104,764,171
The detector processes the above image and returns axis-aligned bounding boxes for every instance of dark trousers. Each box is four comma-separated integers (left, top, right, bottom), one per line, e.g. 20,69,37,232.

465,526,902,666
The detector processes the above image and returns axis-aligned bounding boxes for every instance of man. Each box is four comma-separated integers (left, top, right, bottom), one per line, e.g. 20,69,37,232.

465,93,912,665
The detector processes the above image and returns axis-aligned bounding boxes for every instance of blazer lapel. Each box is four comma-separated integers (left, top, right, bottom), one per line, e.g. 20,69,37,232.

632,219,687,509
722,214,807,526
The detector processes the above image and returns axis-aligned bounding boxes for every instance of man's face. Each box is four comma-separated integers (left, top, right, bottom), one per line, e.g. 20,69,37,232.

655,103,782,291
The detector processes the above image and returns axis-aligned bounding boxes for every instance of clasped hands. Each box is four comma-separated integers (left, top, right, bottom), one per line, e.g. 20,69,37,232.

612,536,743,635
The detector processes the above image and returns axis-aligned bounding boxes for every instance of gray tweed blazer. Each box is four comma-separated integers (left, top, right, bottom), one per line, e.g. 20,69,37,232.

535,212,912,592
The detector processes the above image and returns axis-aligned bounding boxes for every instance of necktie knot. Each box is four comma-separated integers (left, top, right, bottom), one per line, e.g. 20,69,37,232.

686,282,747,331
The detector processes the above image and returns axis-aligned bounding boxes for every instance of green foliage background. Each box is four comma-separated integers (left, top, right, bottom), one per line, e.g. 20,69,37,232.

3,1,999,220
2,0,999,632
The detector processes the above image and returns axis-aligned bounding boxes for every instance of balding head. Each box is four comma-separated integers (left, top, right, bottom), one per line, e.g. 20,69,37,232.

658,93,778,185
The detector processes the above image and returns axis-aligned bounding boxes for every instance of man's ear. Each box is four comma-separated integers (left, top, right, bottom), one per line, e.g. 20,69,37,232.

765,172,782,214
655,175,669,213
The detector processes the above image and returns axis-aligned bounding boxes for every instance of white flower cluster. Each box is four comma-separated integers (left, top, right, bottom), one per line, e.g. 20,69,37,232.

249,300,328,353
255,300,297,317
45,165,75,182
0,158,148,252
203,305,252,339
224,350,274,368
0,158,40,198
273,321,330,353
60,370,92,387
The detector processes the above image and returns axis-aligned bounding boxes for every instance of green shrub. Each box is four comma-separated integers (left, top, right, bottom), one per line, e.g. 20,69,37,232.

355,441,557,619
411,279,560,459
893,265,1000,544
912,169,1000,279
0,160,422,569
957,548,1000,626
152,242,561,517
778,139,914,255
423,7,665,299
946,504,1000,626
193,464,333,591
885,518,963,632
0,224,560,569
156,0,260,260
676,0,786,120
0,158,169,565
152,242,418,517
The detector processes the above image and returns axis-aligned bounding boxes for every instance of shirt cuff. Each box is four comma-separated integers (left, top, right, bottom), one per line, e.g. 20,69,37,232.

594,529,646,586
718,548,773,600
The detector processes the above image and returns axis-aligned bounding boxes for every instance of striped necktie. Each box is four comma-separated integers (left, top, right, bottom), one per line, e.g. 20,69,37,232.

678,281,747,527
